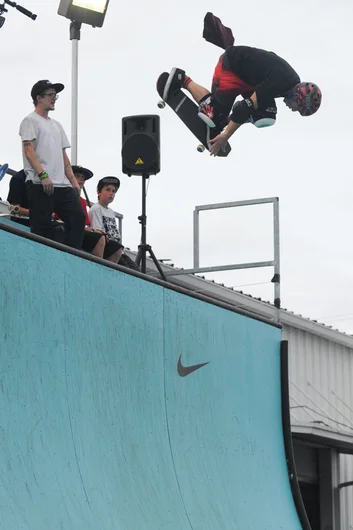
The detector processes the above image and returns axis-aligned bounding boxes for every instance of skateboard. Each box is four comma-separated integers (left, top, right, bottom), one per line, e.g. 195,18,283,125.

156,72,231,157
0,163,8,182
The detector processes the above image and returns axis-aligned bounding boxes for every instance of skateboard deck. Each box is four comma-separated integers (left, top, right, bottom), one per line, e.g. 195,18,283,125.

156,72,231,157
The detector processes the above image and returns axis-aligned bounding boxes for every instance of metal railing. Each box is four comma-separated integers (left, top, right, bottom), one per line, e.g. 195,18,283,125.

162,197,281,309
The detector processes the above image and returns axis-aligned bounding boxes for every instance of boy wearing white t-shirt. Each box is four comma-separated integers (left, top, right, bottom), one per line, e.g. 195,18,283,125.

89,176,124,264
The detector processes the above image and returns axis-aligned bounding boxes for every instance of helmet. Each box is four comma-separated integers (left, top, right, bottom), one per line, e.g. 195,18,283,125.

295,82,322,116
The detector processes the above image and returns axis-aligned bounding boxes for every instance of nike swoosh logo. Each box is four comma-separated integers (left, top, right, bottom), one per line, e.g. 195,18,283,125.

177,355,209,377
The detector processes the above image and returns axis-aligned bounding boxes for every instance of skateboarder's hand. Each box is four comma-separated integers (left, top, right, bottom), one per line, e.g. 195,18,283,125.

209,133,229,157
41,176,54,196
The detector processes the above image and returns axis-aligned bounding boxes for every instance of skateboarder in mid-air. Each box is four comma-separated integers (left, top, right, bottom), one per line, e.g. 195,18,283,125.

163,13,322,156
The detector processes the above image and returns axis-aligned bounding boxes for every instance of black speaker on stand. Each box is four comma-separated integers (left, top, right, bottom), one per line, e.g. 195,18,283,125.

121,114,166,281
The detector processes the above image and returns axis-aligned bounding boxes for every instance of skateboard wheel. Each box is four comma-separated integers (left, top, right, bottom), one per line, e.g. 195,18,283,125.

197,144,205,153
157,100,166,109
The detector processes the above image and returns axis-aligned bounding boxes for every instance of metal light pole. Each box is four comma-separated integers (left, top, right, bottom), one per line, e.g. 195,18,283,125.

58,0,111,164
69,20,81,165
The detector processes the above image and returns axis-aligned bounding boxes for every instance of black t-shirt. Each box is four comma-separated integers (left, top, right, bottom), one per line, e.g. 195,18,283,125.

7,170,28,209
223,45,300,106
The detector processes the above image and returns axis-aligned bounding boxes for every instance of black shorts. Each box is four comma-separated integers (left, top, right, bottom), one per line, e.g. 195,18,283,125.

81,230,104,253
81,231,123,258
104,239,124,259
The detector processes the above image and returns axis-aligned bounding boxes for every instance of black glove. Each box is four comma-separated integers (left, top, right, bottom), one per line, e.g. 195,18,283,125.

230,99,254,124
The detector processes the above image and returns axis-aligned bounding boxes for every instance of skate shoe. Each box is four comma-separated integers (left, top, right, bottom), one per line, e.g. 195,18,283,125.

163,67,187,101
198,94,229,130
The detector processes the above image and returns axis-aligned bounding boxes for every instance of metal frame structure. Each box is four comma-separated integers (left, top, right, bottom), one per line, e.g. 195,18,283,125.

163,197,281,309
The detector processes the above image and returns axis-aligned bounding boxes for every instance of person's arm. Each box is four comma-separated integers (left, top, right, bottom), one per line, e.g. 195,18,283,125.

58,123,80,195
20,117,54,195
209,91,260,156
209,120,242,156
20,118,47,176
23,140,54,196
63,150,80,195
10,205,30,217
249,92,258,109
23,140,44,175
221,120,242,139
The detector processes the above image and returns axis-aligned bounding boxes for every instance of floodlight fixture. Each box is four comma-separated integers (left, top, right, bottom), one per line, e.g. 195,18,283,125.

57,0,110,27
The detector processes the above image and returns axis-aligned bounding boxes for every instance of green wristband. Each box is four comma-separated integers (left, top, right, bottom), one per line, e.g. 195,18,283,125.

38,171,49,181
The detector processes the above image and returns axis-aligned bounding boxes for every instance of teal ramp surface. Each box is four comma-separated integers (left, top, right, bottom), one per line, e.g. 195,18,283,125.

0,228,302,529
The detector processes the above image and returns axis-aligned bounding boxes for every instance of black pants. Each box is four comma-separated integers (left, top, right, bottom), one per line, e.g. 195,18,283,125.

26,182,85,249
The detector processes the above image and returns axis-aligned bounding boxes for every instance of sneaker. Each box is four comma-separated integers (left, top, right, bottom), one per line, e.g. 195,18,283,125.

163,67,186,101
198,94,228,130
198,94,217,127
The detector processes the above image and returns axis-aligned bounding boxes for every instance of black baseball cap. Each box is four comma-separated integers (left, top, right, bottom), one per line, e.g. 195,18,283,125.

31,80,65,101
72,165,94,181
97,176,121,192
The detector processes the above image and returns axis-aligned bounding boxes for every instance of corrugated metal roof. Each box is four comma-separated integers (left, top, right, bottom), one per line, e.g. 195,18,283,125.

165,261,352,335
131,253,353,347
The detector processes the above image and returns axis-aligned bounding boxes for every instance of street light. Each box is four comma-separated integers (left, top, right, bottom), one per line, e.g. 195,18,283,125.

58,0,110,164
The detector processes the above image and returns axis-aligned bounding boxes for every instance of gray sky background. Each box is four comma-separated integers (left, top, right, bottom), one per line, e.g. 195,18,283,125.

1,0,352,333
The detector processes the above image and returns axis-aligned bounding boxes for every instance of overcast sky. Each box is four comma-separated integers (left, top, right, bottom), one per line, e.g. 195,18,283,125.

1,0,352,333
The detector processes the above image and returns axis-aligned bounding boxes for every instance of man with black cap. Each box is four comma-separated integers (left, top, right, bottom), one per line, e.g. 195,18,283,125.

89,176,124,264
19,79,85,248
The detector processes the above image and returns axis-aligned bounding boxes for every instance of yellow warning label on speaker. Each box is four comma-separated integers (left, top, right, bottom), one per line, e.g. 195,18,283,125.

135,158,144,165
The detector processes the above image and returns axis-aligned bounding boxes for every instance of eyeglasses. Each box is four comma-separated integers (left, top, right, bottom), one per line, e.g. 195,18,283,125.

41,92,59,100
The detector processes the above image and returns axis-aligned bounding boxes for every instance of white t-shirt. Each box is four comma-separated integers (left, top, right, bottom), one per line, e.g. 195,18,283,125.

89,203,121,243
19,112,71,186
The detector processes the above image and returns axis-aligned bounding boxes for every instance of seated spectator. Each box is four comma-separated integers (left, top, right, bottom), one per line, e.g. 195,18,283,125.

89,177,124,264
6,169,30,227
74,168,139,270
7,169,65,241
71,165,106,259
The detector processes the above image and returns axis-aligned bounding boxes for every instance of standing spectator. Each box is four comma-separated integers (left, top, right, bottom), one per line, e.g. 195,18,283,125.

19,79,85,248
89,177,123,264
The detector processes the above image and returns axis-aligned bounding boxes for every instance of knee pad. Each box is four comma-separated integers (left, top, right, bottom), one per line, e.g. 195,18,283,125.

249,102,277,128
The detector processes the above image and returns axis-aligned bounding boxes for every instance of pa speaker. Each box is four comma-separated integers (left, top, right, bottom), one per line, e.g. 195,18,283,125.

122,115,160,176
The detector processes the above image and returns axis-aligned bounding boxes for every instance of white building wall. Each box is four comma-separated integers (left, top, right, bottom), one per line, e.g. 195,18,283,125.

340,454,353,530
282,325,353,530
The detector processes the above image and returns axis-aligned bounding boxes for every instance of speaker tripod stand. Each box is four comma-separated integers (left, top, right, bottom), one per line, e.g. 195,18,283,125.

135,174,167,282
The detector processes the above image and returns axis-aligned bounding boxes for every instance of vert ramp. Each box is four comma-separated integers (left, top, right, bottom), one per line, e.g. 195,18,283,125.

0,226,305,529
